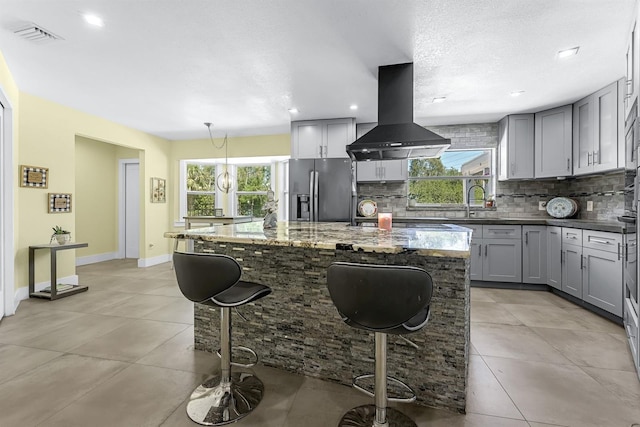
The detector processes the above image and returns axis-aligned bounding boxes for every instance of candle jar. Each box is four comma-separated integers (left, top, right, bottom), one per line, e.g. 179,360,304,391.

378,213,392,230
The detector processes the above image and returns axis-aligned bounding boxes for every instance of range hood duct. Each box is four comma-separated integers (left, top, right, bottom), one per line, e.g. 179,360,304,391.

346,63,450,161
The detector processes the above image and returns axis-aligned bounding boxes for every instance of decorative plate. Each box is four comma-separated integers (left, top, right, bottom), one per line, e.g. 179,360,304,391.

358,200,377,217
546,197,577,219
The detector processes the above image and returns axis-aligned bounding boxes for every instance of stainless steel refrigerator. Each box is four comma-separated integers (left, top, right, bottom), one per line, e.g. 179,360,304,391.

289,158,352,222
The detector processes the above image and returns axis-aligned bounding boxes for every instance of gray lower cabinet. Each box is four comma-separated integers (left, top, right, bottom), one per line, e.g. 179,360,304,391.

583,247,623,317
469,224,522,283
483,238,522,282
562,242,583,299
523,226,547,284
547,226,562,290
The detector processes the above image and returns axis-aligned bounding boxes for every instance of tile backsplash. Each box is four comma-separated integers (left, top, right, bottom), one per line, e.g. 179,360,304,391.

357,123,624,221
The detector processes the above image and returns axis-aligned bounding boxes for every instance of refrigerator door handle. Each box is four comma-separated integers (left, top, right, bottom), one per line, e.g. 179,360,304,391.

313,170,319,221
309,170,315,222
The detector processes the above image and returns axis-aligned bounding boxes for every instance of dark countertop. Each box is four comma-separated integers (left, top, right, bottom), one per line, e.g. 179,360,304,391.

354,216,627,233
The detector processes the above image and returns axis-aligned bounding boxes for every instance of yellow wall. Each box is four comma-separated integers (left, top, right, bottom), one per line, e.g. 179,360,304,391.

75,136,119,256
18,93,171,289
169,134,290,223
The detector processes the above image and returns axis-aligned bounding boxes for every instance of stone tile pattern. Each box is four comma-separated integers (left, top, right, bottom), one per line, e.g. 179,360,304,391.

358,123,624,221
192,240,470,413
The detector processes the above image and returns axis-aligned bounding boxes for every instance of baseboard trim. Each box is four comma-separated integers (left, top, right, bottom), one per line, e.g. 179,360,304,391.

138,254,171,268
76,252,118,266
471,281,549,291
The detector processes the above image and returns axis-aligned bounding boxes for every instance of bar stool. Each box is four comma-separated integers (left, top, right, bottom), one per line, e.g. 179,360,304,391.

173,251,272,426
326,262,433,427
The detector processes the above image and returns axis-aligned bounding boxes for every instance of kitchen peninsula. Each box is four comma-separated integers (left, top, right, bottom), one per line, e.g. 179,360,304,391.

165,221,472,412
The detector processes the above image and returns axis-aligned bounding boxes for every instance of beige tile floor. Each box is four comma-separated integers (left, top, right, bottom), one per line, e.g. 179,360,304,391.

0,259,638,426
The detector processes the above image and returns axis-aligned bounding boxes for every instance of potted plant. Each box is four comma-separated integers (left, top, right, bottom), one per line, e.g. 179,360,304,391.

408,193,418,207
51,226,71,245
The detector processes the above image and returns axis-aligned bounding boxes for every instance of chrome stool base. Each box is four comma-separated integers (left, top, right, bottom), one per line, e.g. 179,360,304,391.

338,405,416,427
186,371,264,426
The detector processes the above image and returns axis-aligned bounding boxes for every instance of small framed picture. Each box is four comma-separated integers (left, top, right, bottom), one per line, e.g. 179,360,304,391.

150,177,166,203
214,208,223,217
48,193,72,213
20,165,48,188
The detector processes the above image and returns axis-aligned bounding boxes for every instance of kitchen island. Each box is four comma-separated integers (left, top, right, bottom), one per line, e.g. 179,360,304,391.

165,221,471,413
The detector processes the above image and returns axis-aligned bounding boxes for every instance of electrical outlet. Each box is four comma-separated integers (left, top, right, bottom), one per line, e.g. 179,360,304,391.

587,201,593,211
538,201,547,210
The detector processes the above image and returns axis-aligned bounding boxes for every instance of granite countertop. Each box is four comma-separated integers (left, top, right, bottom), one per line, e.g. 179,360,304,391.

354,216,626,233
165,221,471,258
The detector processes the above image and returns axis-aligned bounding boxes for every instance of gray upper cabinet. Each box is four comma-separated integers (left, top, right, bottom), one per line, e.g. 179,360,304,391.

535,105,573,178
291,118,355,159
498,114,534,180
573,81,619,175
547,226,562,290
356,160,407,182
522,226,547,284
625,18,639,119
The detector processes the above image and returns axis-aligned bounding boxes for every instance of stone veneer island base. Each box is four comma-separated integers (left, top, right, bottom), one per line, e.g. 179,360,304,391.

166,221,470,413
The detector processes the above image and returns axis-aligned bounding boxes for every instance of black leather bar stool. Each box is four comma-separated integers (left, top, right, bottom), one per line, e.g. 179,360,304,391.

173,251,271,426
326,262,433,427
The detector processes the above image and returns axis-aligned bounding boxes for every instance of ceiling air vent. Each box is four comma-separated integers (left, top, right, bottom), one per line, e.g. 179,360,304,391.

13,24,63,43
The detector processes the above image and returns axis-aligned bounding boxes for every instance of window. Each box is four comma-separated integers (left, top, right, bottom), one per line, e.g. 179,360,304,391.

408,149,495,207
235,164,272,216
185,163,217,216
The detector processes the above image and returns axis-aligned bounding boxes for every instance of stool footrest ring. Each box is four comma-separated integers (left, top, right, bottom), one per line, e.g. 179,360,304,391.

353,374,417,403
216,346,259,368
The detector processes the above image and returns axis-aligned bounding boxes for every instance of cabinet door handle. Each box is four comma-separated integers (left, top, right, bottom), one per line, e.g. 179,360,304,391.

593,150,598,164
479,244,482,256
581,255,586,270
484,245,488,257
561,250,564,263
525,231,529,245
589,238,612,245
618,242,622,261
587,152,592,166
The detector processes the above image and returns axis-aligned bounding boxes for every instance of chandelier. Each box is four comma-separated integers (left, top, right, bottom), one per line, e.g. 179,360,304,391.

204,122,233,193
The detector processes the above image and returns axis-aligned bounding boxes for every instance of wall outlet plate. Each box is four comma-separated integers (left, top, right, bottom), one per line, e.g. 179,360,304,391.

587,201,593,211
538,201,547,210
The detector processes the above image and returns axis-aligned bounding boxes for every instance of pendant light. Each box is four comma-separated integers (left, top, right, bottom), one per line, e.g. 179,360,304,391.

204,122,234,193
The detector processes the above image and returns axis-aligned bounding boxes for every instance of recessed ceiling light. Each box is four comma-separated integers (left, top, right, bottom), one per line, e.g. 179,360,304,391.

288,108,299,114
83,14,104,27
558,47,579,58
432,97,446,103
350,104,358,110
510,90,525,97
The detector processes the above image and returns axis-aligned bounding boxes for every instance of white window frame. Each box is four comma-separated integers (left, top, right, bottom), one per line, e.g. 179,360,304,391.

231,163,275,216
178,157,287,225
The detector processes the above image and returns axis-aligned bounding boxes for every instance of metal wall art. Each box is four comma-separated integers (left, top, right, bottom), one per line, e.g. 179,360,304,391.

20,165,48,188
150,177,166,203
48,193,72,213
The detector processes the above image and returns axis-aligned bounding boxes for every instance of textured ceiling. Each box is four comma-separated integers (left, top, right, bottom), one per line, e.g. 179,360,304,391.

0,0,635,140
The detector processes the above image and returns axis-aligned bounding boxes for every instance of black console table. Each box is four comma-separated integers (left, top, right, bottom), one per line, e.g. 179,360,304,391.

28,242,89,300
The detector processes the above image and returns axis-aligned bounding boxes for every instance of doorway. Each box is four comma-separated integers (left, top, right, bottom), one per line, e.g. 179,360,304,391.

119,159,140,259
0,92,15,318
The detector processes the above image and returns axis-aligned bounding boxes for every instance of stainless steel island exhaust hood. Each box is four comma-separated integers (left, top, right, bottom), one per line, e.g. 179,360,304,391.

346,63,450,161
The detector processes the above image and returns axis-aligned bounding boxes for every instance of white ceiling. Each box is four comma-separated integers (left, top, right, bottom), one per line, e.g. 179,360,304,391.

0,0,636,140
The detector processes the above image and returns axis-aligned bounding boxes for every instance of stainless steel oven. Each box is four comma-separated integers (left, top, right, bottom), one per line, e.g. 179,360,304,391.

621,100,640,375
